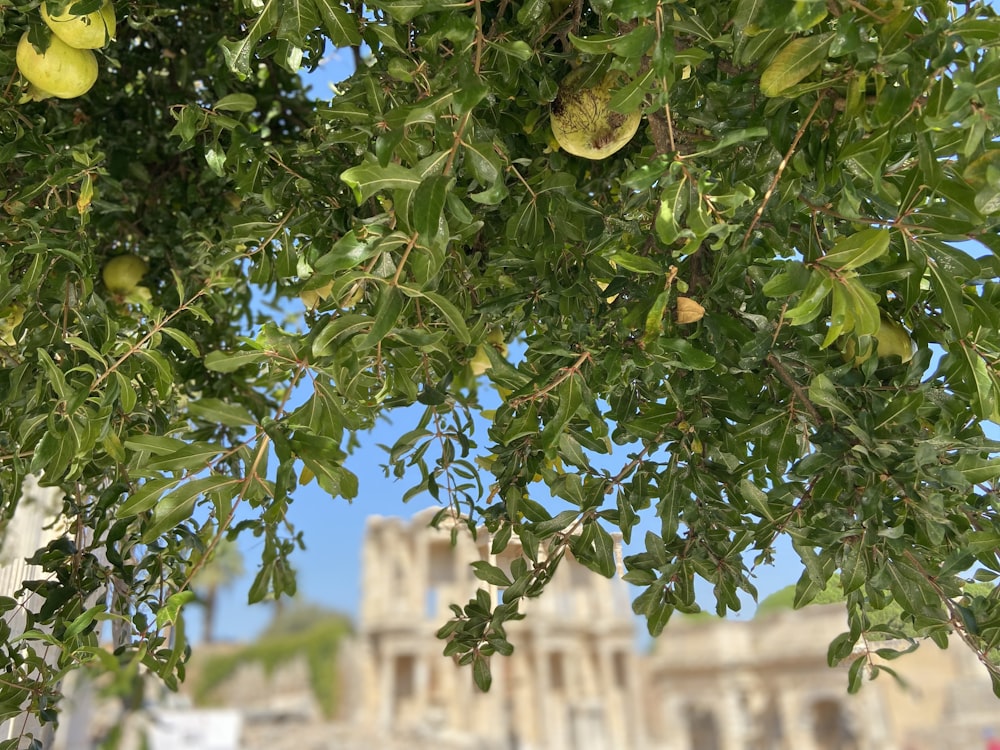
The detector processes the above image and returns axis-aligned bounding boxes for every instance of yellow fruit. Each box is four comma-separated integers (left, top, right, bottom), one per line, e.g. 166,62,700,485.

469,345,492,376
470,331,508,376
550,70,642,160
676,297,705,324
486,328,509,358
300,281,334,310
16,32,98,99
41,0,116,49
102,254,148,294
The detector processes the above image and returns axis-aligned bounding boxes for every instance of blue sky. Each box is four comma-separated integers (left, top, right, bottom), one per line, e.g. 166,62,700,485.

206,45,800,643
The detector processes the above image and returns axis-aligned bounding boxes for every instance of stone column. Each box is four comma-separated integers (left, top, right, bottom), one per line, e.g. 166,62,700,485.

718,686,748,750
778,688,813,750
413,525,430,618
0,477,63,750
536,641,558,750
662,694,690,750
378,646,395,732
623,650,648,750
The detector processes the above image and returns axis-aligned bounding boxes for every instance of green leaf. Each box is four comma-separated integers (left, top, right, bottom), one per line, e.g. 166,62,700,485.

572,521,617,578
359,286,405,348
655,181,687,245
341,162,421,203
214,93,258,112
609,250,664,275
300,455,360,499
818,229,891,271
116,477,183,518
124,435,189,456
315,0,362,45
188,398,258,428
141,477,235,542
955,342,996,420
847,654,867,693
413,175,452,239
219,0,280,77
874,392,923,431
313,231,382,274
539,375,583,450
643,290,670,347
397,287,471,344
759,33,834,97
569,26,657,58
146,443,224,472
784,272,833,325
156,591,197,629
926,258,972,335
808,373,851,419
661,338,716,370
472,655,492,691
204,350,271,373
276,0,319,48
471,561,513,587
159,327,202,356
62,605,107,639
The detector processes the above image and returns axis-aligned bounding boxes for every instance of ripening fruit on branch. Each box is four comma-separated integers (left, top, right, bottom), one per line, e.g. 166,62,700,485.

469,330,508,376
300,281,334,310
550,69,641,160
0,304,25,346
102,254,148,295
16,32,98,99
41,0,117,49
842,317,914,366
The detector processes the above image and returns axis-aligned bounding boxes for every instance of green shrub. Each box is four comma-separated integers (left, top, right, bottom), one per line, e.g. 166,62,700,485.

191,614,351,717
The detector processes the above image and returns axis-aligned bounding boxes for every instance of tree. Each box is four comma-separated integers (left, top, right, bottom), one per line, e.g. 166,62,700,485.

1,0,1000,735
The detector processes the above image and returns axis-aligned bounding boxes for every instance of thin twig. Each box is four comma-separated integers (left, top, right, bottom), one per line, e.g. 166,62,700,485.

90,286,211,393
509,351,592,407
390,232,421,286
765,353,824,424
741,96,824,250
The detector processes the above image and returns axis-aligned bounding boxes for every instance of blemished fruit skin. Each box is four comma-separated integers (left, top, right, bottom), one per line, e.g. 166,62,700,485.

41,0,116,49
16,32,98,99
550,70,642,160
102,255,148,294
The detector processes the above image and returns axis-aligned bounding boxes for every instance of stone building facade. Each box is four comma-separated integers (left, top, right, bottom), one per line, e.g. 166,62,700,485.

351,507,647,750
349,507,1000,750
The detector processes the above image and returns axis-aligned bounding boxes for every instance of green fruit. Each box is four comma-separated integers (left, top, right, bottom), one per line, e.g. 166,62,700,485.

16,32,98,99
0,304,25,346
843,318,914,366
876,318,914,362
41,0,116,49
551,70,641,160
102,254,148,294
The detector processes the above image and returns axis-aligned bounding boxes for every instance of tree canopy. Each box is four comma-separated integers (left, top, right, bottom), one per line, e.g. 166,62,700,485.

2,0,1000,733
